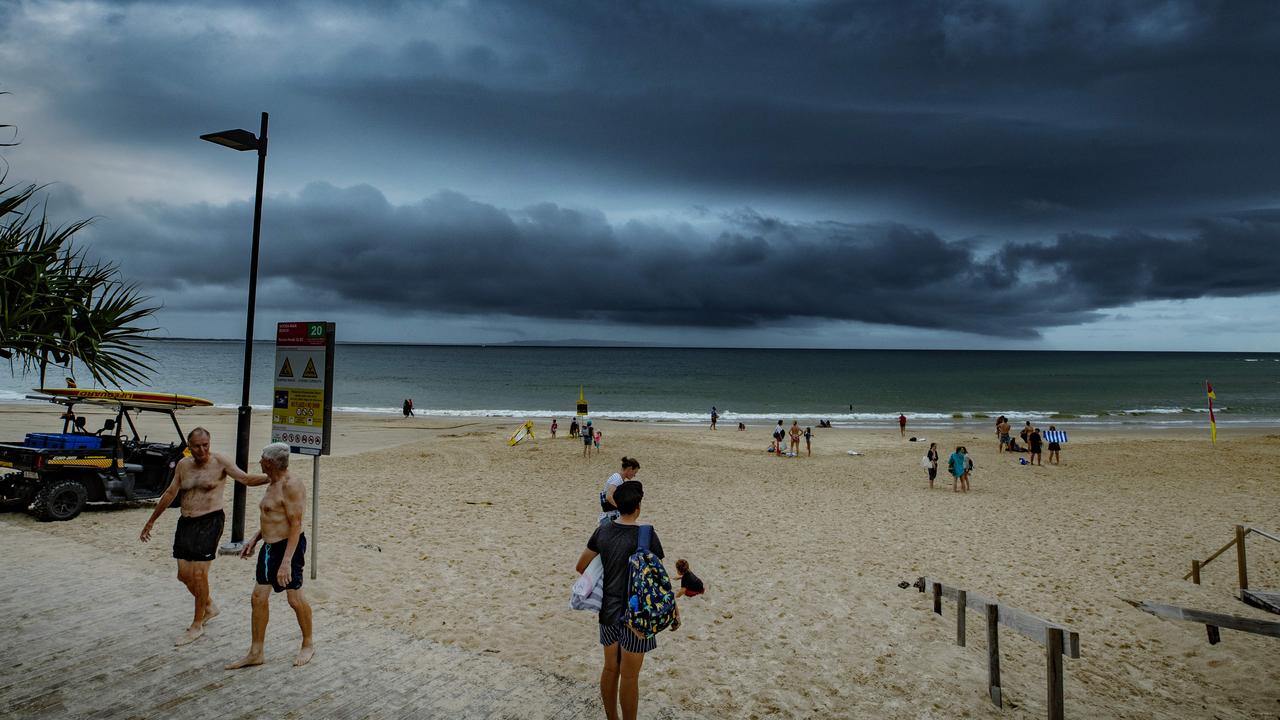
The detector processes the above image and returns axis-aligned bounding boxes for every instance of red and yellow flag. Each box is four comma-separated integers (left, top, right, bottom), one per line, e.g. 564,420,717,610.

1206,380,1217,444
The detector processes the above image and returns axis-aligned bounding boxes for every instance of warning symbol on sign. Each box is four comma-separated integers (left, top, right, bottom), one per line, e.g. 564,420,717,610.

303,358,319,379
279,358,294,378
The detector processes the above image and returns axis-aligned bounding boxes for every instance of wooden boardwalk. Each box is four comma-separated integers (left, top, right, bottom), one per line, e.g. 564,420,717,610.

0,522,694,719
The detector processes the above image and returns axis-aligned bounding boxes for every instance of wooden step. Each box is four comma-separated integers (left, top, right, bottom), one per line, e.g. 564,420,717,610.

1241,588,1280,615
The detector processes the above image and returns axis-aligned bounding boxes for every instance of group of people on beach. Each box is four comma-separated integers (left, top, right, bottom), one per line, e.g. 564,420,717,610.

138,428,315,669
580,456,703,720
769,420,813,457
552,417,603,457
995,416,1062,465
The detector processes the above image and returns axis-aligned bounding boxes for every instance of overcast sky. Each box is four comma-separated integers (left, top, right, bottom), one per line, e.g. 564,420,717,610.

4,0,1279,350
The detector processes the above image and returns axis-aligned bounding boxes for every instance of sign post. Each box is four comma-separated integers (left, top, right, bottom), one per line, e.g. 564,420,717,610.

272,321,335,579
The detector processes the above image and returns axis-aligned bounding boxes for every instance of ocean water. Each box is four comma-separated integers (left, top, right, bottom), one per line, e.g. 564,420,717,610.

2,340,1278,428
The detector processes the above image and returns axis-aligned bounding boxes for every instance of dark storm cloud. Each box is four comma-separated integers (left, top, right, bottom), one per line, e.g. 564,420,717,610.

11,0,1280,234
84,184,1280,339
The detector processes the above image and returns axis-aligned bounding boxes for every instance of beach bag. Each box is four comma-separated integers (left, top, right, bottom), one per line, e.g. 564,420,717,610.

623,525,677,638
570,555,604,612
920,454,932,469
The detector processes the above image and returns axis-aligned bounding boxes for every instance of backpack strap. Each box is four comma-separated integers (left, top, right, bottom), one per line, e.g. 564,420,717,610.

636,524,652,553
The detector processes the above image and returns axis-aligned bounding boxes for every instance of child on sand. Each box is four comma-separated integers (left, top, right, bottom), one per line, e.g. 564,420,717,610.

674,559,704,598
551,418,558,438
593,429,602,451
804,427,812,456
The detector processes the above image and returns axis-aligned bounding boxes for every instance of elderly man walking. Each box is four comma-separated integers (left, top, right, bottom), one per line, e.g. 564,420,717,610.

139,427,268,646
226,442,315,668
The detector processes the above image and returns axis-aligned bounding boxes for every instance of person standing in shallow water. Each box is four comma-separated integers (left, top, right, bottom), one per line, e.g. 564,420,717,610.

898,413,908,437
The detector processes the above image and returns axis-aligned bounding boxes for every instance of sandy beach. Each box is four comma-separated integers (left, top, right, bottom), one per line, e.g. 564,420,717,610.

2,405,1278,719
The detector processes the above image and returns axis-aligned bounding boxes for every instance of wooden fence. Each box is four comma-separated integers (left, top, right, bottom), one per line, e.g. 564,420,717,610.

912,577,1081,720
1124,599,1280,645
1185,524,1280,590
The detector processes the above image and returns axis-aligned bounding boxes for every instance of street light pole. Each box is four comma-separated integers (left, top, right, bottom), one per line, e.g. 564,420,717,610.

231,111,269,547
201,112,268,552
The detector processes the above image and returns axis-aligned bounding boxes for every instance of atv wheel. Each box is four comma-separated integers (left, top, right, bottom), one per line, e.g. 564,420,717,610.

33,479,88,522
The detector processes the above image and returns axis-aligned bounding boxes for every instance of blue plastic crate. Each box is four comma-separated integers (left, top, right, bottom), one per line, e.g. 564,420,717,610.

24,433,101,450
24,433,53,448
57,434,102,450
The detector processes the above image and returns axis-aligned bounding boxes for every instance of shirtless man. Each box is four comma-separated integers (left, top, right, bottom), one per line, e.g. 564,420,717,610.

996,417,1011,452
226,442,315,668
139,427,268,645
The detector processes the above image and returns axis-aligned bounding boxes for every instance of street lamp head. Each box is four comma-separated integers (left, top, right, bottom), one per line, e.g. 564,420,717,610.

200,128,260,151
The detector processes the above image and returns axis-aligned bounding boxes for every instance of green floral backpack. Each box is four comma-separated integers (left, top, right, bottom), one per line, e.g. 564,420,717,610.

624,525,678,638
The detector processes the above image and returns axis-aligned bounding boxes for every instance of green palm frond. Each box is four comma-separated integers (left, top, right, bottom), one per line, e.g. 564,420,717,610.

1,177,157,386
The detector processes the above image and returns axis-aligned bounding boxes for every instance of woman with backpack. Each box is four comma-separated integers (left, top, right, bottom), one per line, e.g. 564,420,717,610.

599,457,640,524
576,481,671,720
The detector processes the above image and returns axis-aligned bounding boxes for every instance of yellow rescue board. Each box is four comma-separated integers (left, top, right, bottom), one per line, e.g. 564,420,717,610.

34,388,214,409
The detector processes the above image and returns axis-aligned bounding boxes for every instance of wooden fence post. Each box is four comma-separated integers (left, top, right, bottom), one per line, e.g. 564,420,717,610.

956,590,967,647
1191,560,1201,585
1235,525,1248,590
986,603,1002,708
933,582,942,615
1046,628,1065,720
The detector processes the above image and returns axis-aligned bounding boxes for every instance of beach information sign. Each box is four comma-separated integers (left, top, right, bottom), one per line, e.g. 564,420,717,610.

272,321,335,455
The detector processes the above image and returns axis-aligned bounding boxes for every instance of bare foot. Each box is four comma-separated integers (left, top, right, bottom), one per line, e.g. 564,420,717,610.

203,603,220,622
294,645,315,667
175,625,204,646
225,652,265,670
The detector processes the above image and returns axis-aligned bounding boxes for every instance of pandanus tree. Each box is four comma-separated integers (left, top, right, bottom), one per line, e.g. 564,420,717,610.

0,181,158,387
1,110,157,387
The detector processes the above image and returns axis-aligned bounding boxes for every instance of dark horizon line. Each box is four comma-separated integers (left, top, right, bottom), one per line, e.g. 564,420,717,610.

139,336,1279,354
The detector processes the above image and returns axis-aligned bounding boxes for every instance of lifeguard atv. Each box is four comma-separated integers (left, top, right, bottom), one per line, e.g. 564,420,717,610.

0,388,212,521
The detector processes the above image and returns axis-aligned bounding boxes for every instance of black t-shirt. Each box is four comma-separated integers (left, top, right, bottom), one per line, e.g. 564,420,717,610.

680,569,704,593
587,522,664,625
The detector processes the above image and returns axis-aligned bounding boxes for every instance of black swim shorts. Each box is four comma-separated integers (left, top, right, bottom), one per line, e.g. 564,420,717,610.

172,509,225,562
255,534,307,592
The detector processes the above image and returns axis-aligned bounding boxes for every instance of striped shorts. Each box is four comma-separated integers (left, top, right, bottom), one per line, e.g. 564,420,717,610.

599,620,656,654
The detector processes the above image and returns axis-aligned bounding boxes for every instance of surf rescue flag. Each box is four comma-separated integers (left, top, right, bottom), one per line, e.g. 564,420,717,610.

1206,380,1217,444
